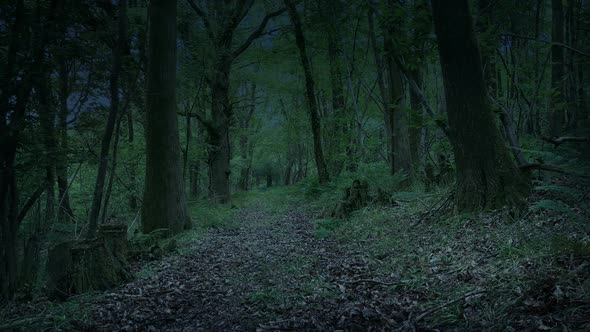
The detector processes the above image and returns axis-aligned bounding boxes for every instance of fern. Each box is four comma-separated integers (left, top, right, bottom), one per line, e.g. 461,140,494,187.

534,184,582,200
530,199,576,217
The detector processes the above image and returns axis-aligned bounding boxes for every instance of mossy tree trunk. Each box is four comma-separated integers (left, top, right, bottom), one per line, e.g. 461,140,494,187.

142,0,191,234
431,0,530,212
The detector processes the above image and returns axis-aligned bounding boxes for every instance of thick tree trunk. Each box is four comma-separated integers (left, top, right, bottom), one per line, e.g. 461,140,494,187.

1,0,50,299
142,0,191,234
0,158,18,299
87,0,127,238
207,56,232,203
285,0,330,184
431,0,530,212
548,0,566,137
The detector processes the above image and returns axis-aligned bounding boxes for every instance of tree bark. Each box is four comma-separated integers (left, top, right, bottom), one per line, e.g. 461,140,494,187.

549,0,566,136
409,69,423,169
207,54,232,203
56,59,73,223
127,108,137,210
382,3,411,177
431,0,530,212
238,82,256,191
1,0,57,299
142,0,191,234
285,0,330,184
37,68,57,229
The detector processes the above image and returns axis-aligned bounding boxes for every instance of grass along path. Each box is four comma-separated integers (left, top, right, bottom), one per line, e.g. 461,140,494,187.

2,182,589,331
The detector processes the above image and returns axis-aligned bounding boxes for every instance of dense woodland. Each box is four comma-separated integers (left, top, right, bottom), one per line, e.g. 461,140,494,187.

1,0,590,330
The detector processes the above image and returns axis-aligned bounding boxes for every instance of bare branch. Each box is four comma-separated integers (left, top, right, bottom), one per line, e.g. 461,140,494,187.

232,7,287,58
17,182,47,226
501,33,590,59
185,0,216,42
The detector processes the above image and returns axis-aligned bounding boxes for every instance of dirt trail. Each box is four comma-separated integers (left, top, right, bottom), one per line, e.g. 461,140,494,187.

89,203,416,331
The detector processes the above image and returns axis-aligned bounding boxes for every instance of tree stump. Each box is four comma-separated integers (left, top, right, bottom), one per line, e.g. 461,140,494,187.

99,223,128,259
331,179,370,219
46,224,132,299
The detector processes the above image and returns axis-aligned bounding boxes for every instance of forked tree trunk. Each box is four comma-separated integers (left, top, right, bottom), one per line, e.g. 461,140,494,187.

431,0,530,211
285,0,330,184
142,0,191,234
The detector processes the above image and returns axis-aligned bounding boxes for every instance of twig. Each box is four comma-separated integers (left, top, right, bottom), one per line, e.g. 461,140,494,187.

414,289,486,323
337,279,402,286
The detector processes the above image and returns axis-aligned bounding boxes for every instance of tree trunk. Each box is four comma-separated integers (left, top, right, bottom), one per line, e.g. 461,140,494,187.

101,114,123,224
57,59,73,223
207,55,232,203
1,0,52,299
37,69,57,229
238,83,256,191
431,0,530,212
324,0,347,174
382,9,411,177
548,0,565,137
367,5,391,170
142,0,191,234
409,69,423,169
127,109,137,210
476,0,498,95
285,0,330,184
86,0,127,238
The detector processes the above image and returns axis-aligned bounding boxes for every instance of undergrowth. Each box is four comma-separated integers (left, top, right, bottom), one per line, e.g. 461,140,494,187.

298,166,590,330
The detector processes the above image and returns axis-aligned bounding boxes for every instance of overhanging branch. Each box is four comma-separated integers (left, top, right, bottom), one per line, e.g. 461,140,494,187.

232,7,287,58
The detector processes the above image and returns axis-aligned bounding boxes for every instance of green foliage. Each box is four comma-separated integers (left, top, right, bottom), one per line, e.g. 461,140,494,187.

550,236,590,258
313,218,340,238
530,199,577,218
190,203,239,230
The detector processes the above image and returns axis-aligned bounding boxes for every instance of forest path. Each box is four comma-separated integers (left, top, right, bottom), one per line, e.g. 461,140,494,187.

89,200,410,331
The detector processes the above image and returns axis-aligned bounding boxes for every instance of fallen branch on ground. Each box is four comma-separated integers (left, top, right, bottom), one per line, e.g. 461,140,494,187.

519,163,590,178
542,136,590,147
338,279,402,286
414,289,486,323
